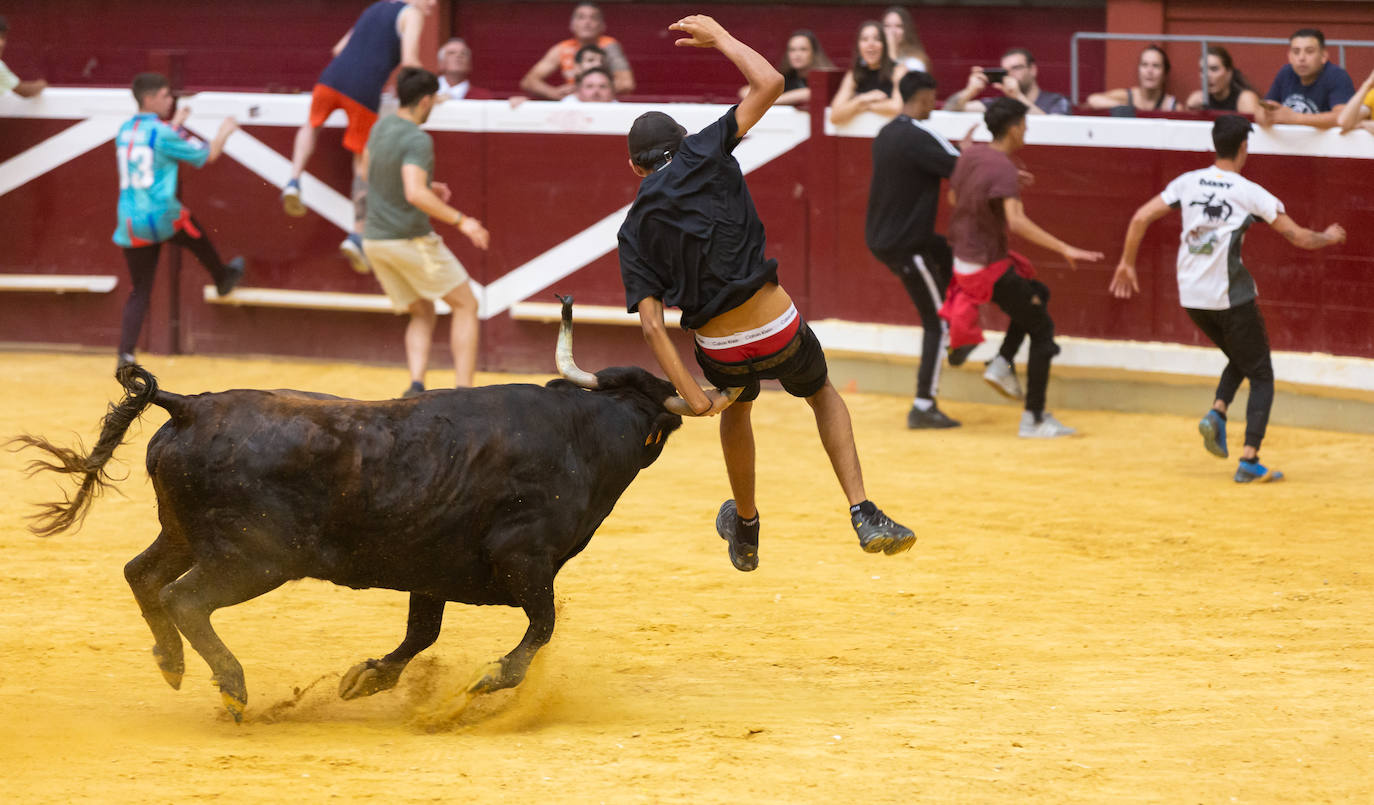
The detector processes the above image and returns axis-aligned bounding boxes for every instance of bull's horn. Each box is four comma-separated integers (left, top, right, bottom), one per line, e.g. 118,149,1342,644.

664,386,744,417
555,294,599,389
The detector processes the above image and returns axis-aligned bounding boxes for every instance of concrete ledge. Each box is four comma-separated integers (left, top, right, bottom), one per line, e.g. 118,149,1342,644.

203,285,450,315
0,274,117,293
826,352,1374,435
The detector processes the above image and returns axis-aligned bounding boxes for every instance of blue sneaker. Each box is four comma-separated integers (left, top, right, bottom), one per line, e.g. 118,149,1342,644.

340,233,371,274
1235,459,1283,483
1198,410,1228,458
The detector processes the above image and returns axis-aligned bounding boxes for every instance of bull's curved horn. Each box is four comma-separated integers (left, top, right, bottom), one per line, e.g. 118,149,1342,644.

554,294,599,389
664,386,745,417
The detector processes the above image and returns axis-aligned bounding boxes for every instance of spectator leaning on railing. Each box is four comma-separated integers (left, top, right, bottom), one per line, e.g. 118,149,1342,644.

520,3,634,100
740,29,834,107
1260,28,1354,129
945,48,1070,115
1185,46,1260,115
829,20,904,125
436,38,493,100
559,66,615,103
0,15,47,98
1087,45,1178,113
1337,68,1374,134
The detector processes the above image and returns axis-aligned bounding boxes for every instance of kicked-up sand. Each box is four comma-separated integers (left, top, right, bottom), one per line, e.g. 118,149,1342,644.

2,351,1371,803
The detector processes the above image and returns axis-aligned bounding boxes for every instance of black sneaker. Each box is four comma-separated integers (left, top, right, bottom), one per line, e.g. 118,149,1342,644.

216,256,245,297
401,381,425,399
907,404,960,429
715,500,759,572
851,504,916,555
116,352,137,370
947,343,976,367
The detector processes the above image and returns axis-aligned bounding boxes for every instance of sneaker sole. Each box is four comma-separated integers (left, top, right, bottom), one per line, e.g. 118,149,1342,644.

983,375,1022,400
907,418,962,430
282,195,307,218
1198,416,1228,458
1235,469,1284,484
883,533,917,555
340,246,371,274
858,535,893,554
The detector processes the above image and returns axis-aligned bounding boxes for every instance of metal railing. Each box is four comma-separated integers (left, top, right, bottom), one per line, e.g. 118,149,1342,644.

1070,32,1374,106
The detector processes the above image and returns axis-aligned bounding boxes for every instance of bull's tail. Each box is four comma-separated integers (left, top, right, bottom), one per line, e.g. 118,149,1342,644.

9,364,171,537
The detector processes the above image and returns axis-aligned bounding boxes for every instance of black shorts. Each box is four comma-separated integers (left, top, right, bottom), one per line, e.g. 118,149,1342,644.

694,319,829,403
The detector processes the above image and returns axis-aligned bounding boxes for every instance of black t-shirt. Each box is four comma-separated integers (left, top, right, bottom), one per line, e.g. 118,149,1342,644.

865,115,961,258
783,71,807,93
1206,84,1241,111
854,64,893,96
618,106,778,330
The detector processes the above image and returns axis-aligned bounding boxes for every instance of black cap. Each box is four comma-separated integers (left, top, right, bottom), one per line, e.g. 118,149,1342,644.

628,111,687,162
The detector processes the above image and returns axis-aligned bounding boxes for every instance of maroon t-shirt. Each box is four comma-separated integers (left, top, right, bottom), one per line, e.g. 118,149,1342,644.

948,144,1020,266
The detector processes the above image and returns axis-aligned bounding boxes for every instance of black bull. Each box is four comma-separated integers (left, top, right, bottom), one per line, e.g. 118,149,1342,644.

14,298,738,722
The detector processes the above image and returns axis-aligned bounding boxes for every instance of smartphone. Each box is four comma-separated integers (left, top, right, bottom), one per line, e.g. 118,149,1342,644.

981,67,1008,84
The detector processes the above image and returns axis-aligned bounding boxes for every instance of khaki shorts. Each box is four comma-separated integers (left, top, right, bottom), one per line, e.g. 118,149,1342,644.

362,233,470,311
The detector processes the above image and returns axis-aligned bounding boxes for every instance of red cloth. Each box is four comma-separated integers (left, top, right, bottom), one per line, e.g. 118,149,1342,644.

938,251,1036,349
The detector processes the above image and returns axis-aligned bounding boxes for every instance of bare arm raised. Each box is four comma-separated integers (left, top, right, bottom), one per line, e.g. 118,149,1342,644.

670,15,782,137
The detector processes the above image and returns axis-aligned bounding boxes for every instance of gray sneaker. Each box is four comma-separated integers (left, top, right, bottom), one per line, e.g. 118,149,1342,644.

1018,410,1076,438
983,355,1023,399
851,504,916,555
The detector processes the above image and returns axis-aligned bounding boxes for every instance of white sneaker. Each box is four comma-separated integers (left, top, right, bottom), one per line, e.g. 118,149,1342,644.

1019,410,1076,438
983,355,1023,399
339,234,371,274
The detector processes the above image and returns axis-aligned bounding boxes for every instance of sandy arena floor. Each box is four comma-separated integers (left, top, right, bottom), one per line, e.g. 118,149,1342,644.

2,351,1371,803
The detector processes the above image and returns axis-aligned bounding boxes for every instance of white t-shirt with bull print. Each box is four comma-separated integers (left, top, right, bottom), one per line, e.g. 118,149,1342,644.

1160,168,1284,311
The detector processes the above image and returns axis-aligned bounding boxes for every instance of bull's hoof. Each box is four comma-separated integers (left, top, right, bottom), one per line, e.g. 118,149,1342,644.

220,691,247,724
464,660,507,696
339,658,400,700
152,646,183,690
160,667,184,690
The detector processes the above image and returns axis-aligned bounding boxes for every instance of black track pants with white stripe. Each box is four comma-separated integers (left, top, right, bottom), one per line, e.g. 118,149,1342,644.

875,236,953,401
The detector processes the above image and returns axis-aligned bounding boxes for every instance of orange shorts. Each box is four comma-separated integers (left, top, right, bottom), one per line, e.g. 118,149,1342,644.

308,84,378,154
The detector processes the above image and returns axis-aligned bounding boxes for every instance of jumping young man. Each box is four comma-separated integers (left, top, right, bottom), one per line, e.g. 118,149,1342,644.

865,70,963,429
281,0,434,272
1110,114,1345,482
617,15,915,572
942,97,1103,437
113,72,243,368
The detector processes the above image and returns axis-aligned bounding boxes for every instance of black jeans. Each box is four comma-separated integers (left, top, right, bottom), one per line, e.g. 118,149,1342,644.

118,217,231,355
990,267,1058,416
1185,301,1274,450
874,236,952,401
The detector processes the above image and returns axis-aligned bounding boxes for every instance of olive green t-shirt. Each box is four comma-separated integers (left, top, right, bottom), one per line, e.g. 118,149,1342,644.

363,114,434,240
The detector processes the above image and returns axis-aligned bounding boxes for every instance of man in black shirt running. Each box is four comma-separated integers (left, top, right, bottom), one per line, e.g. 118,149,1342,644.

866,70,963,429
618,15,916,571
